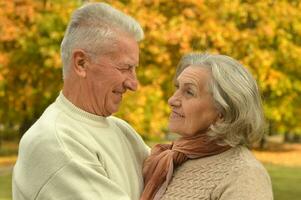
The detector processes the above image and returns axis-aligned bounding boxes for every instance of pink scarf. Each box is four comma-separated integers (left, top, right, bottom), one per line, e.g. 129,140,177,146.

141,134,230,200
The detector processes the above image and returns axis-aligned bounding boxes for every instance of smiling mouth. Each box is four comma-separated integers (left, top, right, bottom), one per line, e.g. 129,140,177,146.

112,91,124,102
170,111,184,118
113,91,124,96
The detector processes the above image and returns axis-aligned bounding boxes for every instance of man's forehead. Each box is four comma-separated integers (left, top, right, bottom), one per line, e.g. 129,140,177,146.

97,50,138,64
108,44,139,61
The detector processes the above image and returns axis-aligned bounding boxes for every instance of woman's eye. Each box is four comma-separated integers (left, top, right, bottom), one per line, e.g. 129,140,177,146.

186,90,194,96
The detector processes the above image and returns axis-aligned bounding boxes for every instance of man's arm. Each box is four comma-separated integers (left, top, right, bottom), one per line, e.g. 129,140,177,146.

35,159,131,200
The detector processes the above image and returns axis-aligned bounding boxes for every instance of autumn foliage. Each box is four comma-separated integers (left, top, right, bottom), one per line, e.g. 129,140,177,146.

1,0,301,141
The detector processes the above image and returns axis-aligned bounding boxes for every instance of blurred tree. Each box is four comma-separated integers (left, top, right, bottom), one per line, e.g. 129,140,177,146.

0,0,301,142
0,0,79,140
106,0,301,140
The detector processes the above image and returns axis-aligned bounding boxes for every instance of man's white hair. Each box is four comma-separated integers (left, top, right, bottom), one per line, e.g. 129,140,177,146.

60,2,144,79
176,53,265,147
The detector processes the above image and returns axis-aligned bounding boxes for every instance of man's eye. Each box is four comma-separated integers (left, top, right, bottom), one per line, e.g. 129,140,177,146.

118,65,134,72
118,67,130,72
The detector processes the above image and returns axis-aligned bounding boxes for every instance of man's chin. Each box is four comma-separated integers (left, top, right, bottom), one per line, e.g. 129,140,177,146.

105,105,120,116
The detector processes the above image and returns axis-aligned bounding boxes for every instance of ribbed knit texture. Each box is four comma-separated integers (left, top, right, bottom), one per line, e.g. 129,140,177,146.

161,146,273,200
13,92,150,200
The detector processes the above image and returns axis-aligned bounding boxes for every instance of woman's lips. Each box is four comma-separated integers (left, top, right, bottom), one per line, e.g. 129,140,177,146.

170,110,184,119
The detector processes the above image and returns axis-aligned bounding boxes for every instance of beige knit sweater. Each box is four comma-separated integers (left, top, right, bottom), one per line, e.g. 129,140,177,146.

13,93,150,200
161,146,273,200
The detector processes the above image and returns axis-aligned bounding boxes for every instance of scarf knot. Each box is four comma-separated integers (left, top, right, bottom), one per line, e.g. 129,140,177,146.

140,134,231,200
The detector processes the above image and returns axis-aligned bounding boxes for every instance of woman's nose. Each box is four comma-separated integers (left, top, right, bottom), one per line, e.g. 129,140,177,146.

168,93,181,107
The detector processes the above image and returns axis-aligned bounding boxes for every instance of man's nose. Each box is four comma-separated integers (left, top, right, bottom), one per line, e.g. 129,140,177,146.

124,73,139,91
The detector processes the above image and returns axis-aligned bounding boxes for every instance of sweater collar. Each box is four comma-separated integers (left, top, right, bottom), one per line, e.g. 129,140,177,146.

55,91,109,127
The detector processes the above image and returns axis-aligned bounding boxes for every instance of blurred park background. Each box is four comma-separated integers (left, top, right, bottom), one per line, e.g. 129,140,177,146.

1,0,301,199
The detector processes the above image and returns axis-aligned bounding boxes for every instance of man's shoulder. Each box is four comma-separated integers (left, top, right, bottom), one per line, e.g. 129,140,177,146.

21,103,60,140
107,116,141,140
17,100,75,164
108,116,150,152
107,116,135,132
14,102,73,200
107,116,131,126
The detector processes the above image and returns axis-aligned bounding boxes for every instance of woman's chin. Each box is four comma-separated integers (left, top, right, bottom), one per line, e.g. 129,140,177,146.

167,128,185,137
167,124,177,134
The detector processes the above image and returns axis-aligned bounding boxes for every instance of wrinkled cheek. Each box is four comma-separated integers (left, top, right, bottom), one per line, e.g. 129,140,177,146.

186,116,207,136
93,84,107,111
186,120,198,136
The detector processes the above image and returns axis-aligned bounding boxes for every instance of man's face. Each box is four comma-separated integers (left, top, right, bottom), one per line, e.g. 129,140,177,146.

83,35,139,116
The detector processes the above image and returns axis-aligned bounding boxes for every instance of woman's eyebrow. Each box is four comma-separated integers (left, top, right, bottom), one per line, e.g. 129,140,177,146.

181,82,198,89
175,79,198,87
183,82,196,86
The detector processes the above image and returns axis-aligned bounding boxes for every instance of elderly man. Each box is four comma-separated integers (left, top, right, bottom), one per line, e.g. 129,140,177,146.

13,3,149,200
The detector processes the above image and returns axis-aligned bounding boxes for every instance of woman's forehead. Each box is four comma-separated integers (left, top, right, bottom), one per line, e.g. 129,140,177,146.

177,66,210,85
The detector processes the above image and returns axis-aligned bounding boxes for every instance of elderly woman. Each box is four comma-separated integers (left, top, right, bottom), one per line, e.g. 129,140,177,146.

141,53,273,200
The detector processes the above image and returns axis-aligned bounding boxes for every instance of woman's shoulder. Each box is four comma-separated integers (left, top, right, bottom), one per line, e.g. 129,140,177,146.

174,145,268,181
211,146,273,199
180,146,250,167
163,146,272,200
161,146,263,200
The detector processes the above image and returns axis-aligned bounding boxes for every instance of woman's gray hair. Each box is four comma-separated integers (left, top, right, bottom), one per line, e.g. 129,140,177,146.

176,53,265,147
61,2,144,79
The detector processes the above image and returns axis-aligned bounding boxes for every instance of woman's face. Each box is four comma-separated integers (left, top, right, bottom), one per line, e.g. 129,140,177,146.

168,66,219,137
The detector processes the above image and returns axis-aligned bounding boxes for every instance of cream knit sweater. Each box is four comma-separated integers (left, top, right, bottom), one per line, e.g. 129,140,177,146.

161,146,273,200
13,93,150,200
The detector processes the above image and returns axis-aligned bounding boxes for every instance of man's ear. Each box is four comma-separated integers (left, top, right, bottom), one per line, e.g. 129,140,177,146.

72,49,88,78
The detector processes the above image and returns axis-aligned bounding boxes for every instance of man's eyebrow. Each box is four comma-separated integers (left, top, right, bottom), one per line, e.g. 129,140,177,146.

116,63,137,68
122,63,138,68
128,63,138,68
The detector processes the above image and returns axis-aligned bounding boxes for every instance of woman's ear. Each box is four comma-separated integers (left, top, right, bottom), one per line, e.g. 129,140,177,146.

216,113,224,122
72,49,88,78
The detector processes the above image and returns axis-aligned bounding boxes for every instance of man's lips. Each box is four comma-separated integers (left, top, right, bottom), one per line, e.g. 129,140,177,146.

112,91,124,102
113,90,125,96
